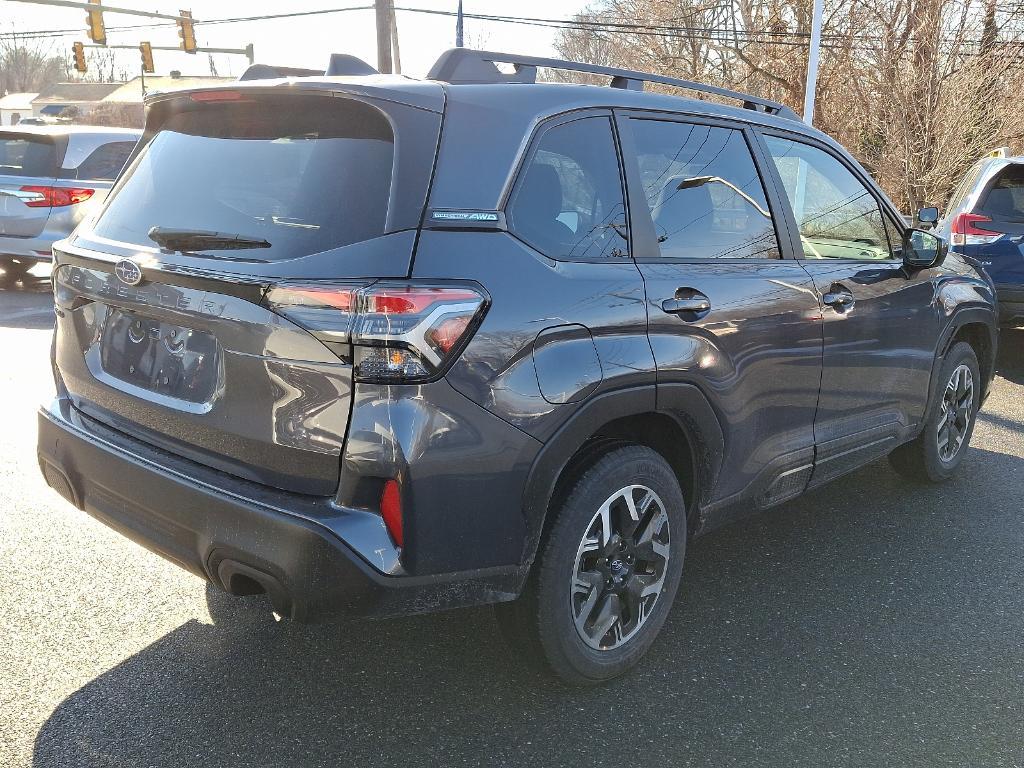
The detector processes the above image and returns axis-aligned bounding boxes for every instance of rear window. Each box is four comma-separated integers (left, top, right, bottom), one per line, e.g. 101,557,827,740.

977,165,1024,221
92,94,396,261
0,135,58,178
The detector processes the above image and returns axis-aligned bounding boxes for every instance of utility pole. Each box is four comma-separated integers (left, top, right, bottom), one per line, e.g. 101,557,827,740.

802,0,823,124
456,0,464,47
389,1,401,74
375,0,392,74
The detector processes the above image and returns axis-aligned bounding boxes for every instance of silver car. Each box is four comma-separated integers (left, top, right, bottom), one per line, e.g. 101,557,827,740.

0,125,141,279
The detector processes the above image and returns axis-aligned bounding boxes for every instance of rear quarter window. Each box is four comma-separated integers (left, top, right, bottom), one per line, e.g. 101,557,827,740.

72,141,136,181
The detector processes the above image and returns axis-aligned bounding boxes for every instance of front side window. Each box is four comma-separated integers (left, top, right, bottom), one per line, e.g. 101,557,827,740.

765,135,892,261
630,119,780,260
507,116,627,260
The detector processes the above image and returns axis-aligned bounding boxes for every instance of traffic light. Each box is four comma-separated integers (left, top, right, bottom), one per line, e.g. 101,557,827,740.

177,10,197,53
72,42,87,73
139,41,155,73
85,0,106,46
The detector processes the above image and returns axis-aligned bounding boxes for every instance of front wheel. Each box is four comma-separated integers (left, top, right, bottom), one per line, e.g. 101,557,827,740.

496,445,687,685
889,341,981,482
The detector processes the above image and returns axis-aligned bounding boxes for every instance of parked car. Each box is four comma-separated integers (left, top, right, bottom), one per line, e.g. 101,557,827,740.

934,147,1024,326
37,50,997,685
0,125,141,279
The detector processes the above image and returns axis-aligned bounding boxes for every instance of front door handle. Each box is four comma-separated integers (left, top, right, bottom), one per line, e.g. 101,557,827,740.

822,286,855,308
661,290,711,316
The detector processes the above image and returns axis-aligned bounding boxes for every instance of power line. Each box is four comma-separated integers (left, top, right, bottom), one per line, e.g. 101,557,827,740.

3,2,1022,52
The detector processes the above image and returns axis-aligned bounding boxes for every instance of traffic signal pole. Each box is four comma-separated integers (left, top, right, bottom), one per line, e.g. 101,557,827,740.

10,0,191,22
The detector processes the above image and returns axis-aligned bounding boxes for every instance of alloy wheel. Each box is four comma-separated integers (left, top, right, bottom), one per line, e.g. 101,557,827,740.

936,363,974,463
570,484,670,651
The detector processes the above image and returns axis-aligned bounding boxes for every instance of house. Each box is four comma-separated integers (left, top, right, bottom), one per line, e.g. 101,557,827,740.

30,82,121,119
101,74,235,105
0,92,39,126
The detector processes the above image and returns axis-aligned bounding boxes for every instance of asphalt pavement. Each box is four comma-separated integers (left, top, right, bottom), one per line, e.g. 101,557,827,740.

2,267,1023,768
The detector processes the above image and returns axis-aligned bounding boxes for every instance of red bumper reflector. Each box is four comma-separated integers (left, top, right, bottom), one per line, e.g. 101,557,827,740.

380,479,404,548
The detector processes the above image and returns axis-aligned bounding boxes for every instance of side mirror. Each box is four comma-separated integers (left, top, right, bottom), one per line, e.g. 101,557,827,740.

903,228,948,270
916,206,939,228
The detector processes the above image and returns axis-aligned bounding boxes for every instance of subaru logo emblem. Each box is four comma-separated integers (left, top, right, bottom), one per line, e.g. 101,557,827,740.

114,259,142,286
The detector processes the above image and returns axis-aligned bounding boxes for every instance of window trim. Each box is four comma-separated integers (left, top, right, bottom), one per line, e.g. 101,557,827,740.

613,109,792,264
501,108,633,263
753,127,906,264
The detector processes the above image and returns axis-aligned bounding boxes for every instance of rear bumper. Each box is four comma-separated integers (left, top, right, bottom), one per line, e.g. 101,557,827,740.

0,231,61,262
37,397,522,621
995,284,1024,325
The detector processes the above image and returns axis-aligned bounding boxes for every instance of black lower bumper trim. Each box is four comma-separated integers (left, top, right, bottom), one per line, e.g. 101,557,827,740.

37,399,522,621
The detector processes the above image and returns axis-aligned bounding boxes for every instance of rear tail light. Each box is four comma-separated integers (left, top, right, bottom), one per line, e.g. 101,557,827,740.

190,90,249,102
19,185,94,208
951,212,1000,246
263,282,488,383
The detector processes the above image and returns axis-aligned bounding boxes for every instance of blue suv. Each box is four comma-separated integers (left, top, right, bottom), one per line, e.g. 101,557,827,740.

36,50,998,684
935,147,1024,326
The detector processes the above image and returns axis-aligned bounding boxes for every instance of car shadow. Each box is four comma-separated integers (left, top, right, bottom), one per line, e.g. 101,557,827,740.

32,448,1024,767
0,265,55,330
995,327,1024,386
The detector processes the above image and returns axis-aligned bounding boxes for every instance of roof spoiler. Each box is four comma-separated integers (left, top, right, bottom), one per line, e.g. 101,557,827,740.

239,54,379,82
427,48,799,120
239,64,323,81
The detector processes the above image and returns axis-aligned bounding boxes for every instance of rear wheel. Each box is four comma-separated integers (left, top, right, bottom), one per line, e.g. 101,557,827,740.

1,258,32,280
889,341,980,482
496,445,687,685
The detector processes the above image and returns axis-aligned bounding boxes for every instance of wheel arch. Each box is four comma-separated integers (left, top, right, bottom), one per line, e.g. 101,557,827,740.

519,384,725,571
929,308,997,413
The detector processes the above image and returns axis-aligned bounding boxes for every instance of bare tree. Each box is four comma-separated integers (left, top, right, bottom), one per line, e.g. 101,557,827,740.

0,31,65,94
555,0,1024,211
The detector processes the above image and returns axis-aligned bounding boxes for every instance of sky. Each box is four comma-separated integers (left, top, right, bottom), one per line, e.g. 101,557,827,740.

1,0,594,80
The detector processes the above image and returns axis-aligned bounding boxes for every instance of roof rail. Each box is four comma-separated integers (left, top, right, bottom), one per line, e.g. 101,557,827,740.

427,48,799,120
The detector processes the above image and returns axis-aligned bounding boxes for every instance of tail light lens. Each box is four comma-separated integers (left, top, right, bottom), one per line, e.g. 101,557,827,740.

951,212,1000,246
263,282,487,383
18,185,94,208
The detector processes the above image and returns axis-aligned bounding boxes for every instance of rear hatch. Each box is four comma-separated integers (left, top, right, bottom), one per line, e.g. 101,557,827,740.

53,83,443,495
964,163,1024,285
0,131,65,237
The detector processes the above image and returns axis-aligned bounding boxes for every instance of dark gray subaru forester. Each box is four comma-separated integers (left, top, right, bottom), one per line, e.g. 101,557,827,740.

38,49,998,684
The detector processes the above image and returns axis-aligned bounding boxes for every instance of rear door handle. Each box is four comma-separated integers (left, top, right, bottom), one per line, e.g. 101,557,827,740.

661,290,711,316
822,286,855,308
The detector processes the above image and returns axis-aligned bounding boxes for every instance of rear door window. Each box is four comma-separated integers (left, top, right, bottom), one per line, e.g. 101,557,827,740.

978,165,1024,221
629,119,780,259
92,94,397,262
506,116,628,260
0,135,58,178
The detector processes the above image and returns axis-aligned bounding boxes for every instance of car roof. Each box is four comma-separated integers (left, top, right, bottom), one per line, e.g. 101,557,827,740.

0,124,142,139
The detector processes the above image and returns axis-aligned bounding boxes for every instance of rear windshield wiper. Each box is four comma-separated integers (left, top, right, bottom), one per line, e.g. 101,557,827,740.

148,226,272,253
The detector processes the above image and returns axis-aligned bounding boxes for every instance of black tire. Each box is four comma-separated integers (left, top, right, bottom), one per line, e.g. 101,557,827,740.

1,258,31,280
495,445,687,685
889,341,980,482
